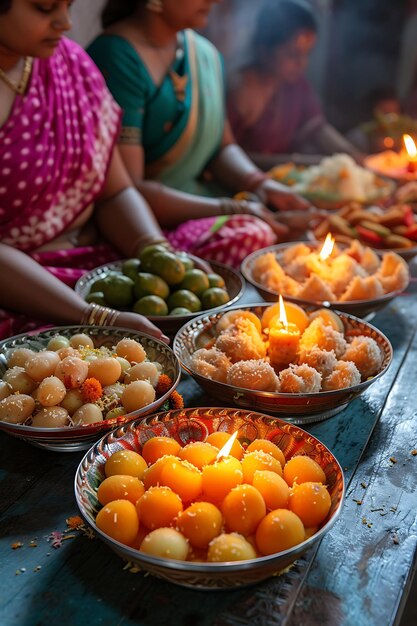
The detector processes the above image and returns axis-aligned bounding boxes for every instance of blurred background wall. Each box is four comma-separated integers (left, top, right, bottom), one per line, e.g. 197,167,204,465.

68,0,417,134
68,0,105,48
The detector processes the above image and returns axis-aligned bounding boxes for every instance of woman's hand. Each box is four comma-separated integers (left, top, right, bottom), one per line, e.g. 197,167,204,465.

116,311,170,344
256,179,310,211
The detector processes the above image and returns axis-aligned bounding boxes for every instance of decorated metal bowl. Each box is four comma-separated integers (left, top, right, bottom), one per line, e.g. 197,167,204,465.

240,242,409,319
75,407,345,589
173,304,392,424
75,257,245,335
0,326,180,452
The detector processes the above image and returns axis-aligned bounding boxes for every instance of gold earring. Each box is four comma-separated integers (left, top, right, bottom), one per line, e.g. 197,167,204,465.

146,0,163,13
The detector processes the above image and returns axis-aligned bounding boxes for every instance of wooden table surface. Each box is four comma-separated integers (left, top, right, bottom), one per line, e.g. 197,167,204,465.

1,261,417,626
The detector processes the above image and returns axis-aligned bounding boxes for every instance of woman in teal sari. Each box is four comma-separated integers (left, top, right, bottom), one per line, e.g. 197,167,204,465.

87,0,310,266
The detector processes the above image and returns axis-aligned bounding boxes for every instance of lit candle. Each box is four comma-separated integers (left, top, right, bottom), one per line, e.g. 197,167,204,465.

403,134,417,173
201,432,243,501
318,232,335,261
306,232,335,277
268,295,300,370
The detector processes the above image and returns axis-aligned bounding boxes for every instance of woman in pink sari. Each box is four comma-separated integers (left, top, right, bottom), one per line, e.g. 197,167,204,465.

0,0,171,341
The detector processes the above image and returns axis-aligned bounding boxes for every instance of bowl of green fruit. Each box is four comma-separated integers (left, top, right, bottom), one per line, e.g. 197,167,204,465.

75,247,245,334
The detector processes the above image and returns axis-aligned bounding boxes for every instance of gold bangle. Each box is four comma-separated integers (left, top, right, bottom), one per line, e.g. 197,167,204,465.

107,309,121,327
80,303,120,327
219,198,252,216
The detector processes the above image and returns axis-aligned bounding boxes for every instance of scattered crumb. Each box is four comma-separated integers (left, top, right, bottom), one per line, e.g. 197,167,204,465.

11,542,23,550
15,568,26,576
392,533,399,545
29,541,38,548
353,499,363,505
33,566,42,573
123,561,141,574
411,450,417,456
361,482,367,489
389,457,397,464
390,506,398,513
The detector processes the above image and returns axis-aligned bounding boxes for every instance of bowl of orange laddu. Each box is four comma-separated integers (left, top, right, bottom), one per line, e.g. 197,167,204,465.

75,407,344,589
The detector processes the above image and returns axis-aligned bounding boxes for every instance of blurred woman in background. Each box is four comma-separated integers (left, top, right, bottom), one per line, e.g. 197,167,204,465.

227,0,361,170
87,0,312,267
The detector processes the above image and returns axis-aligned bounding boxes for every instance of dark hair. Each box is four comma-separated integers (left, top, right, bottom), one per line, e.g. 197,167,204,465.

252,0,317,63
101,0,143,28
0,0,12,14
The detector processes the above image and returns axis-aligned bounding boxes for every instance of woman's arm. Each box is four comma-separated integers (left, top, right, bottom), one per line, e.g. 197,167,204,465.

208,123,310,211
95,147,166,255
0,243,88,325
303,122,364,161
0,244,168,340
117,143,223,228
117,142,291,235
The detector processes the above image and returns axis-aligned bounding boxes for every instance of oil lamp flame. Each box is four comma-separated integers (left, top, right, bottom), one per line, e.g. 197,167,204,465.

403,134,417,158
319,232,335,261
216,431,238,460
278,294,288,328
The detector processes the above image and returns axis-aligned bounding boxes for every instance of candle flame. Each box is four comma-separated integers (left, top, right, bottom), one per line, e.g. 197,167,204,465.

278,294,288,328
319,232,335,261
403,134,417,158
216,431,238,460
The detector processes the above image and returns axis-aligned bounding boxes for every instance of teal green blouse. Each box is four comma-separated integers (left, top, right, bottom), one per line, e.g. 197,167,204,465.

89,33,195,162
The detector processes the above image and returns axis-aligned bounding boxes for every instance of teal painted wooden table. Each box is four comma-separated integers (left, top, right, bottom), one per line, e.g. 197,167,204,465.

1,263,416,626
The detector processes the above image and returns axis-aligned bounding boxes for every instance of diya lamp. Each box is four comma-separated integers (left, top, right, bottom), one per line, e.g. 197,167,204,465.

268,295,301,370
403,134,417,174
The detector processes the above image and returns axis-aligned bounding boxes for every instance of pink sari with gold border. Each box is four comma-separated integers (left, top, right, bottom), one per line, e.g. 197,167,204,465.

0,38,122,338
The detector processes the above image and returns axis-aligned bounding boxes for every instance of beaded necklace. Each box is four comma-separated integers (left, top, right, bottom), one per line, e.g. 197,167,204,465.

0,57,33,95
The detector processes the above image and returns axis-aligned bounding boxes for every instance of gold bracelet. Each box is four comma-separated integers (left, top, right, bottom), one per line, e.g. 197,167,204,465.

219,198,252,216
80,303,120,327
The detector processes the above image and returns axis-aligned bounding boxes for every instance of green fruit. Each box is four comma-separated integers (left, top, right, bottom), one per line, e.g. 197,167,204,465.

208,273,226,289
85,291,106,305
133,295,169,316
102,274,135,308
176,252,195,271
143,251,186,286
177,269,210,296
89,277,107,293
169,307,192,316
134,272,170,300
139,244,168,264
122,258,141,280
167,289,201,313
201,287,230,309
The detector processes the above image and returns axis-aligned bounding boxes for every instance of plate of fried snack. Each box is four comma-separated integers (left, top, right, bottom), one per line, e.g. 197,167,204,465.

75,407,345,588
311,201,417,261
269,154,395,209
173,303,392,423
0,326,180,451
241,238,410,319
